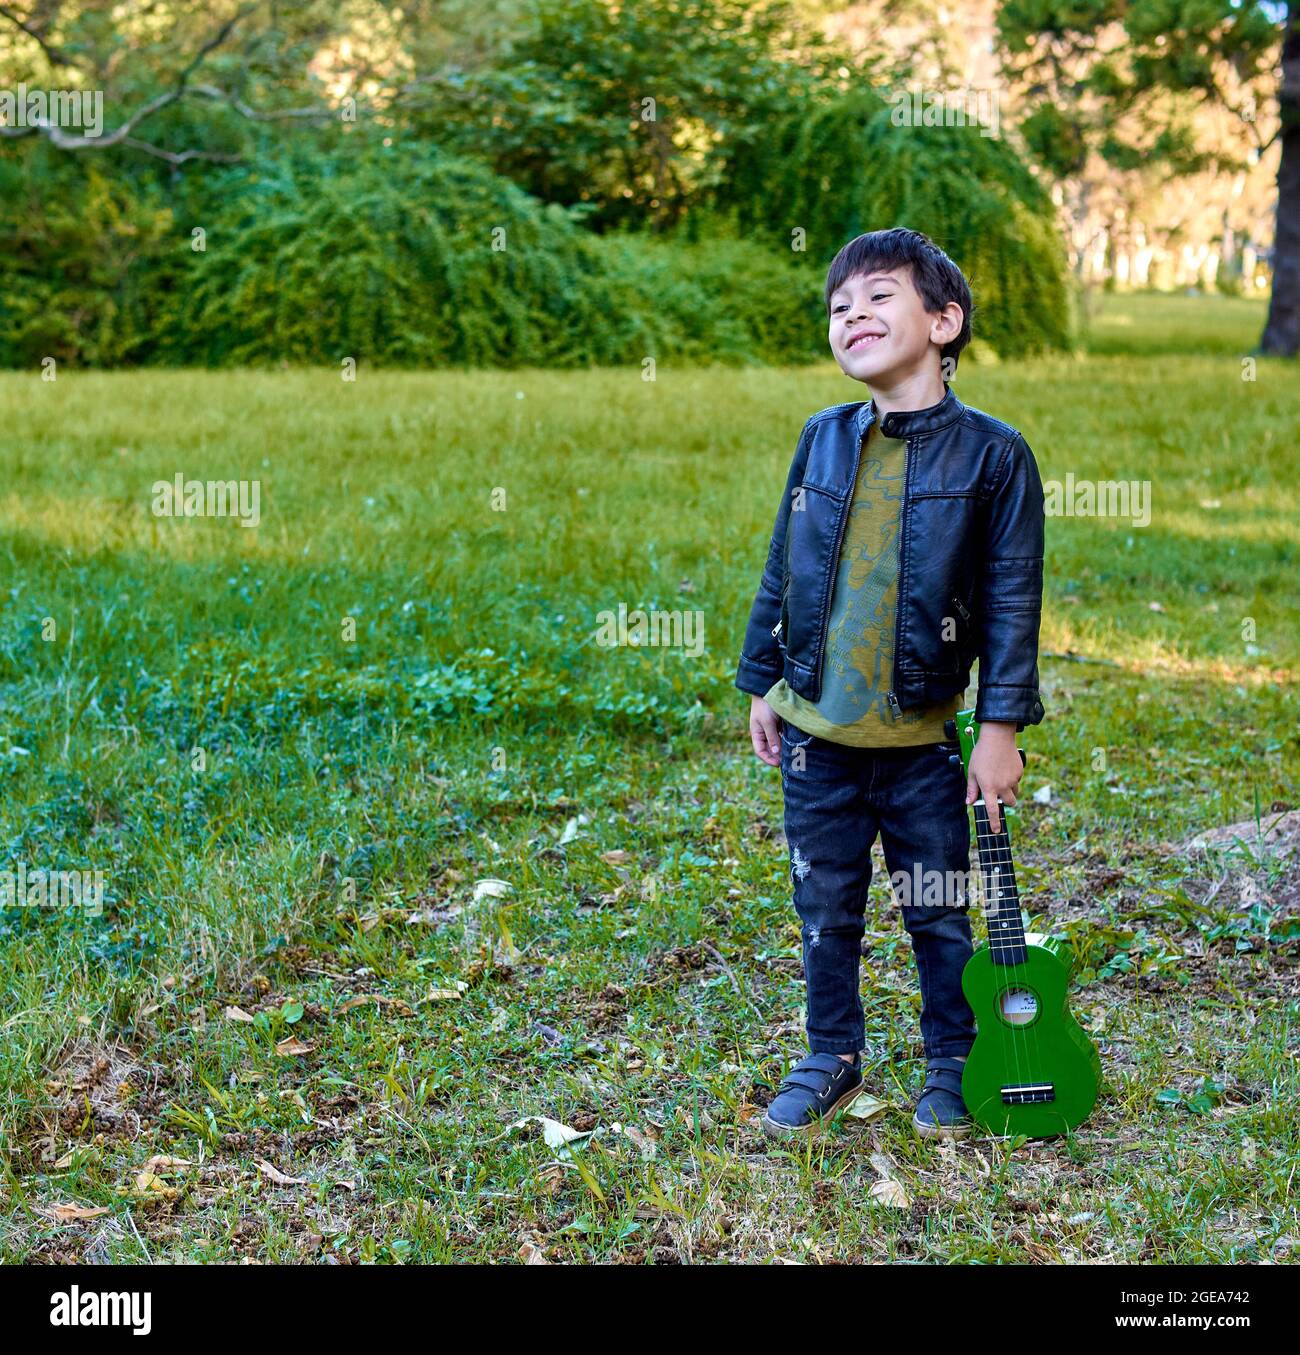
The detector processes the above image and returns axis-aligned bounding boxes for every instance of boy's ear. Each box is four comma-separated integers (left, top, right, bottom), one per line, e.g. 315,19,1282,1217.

932,301,964,346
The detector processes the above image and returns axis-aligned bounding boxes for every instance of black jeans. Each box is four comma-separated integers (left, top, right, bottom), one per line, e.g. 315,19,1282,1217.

778,721,977,1059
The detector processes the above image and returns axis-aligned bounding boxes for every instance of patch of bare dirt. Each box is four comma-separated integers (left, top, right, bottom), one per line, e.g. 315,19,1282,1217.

1186,807,1300,856
44,1038,152,1144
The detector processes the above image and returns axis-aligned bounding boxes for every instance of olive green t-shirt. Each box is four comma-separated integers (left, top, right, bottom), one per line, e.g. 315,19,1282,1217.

764,420,959,746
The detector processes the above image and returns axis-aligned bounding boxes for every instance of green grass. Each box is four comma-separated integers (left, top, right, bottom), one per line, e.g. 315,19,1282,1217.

1080,287,1276,357
0,292,1296,1263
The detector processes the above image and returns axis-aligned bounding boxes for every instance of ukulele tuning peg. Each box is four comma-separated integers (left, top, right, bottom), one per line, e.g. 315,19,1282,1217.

943,719,956,740
948,755,961,768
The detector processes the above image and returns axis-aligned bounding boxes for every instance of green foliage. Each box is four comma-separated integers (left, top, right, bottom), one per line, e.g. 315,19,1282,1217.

996,0,1282,179
716,89,1075,358
0,144,180,367
0,0,1078,368
412,0,824,232
0,136,834,368
585,231,826,364
163,142,613,368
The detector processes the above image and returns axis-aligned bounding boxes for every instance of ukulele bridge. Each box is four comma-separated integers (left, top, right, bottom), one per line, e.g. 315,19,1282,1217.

1000,1082,1055,1105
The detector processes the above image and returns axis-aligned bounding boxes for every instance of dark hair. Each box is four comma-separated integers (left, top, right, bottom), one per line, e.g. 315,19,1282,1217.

824,228,974,370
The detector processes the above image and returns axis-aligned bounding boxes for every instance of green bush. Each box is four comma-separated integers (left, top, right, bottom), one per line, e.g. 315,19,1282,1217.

164,142,613,367
585,231,825,364
0,104,1073,368
0,145,179,367
715,88,1076,358
166,144,833,369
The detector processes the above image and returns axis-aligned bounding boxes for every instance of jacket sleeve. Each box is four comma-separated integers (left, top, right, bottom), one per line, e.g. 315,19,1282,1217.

974,432,1046,728
735,419,814,698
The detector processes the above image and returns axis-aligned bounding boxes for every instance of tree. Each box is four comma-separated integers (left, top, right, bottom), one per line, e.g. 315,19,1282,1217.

1262,4,1297,354
398,0,830,232
996,0,1296,355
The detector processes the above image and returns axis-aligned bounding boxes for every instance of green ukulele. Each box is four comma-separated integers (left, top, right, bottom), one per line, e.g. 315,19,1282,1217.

948,710,1101,1138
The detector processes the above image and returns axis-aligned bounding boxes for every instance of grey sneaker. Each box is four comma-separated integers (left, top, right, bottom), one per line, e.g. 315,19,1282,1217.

761,1052,864,1138
912,1056,972,1140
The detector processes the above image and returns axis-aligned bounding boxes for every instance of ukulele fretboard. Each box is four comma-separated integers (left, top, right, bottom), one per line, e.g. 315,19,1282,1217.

973,801,1027,966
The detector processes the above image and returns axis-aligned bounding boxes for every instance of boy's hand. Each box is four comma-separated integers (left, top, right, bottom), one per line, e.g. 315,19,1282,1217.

749,696,782,767
966,721,1022,833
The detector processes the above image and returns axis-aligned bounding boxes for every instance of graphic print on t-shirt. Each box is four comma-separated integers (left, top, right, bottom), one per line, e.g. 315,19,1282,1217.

816,439,906,725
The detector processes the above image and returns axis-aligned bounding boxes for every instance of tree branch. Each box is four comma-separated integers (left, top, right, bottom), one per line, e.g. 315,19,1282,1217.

0,3,82,71
0,3,332,163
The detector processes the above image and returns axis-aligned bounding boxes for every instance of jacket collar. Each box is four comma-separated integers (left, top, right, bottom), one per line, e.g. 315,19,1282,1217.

856,384,964,440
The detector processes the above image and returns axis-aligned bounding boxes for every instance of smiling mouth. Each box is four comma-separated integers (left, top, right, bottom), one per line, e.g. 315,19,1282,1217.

847,332,885,351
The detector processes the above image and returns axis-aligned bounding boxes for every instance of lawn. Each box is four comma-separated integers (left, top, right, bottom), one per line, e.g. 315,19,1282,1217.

0,291,1296,1263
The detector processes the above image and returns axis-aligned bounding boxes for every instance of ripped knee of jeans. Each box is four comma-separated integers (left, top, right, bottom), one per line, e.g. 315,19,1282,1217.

790,844,812,881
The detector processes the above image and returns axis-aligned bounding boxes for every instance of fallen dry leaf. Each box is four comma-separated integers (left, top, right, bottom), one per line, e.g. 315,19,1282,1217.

338,994,414,1016
40,1202,110,1224
600,850,633,865
274,1036,313,1057
617,1125,657,1160
869,1178,910,1209
845,1093,889,1122
256,1160,307,1186
117,1174,181,1205
223,1005,256,1023
473,878,513,903
142,1155,194,1173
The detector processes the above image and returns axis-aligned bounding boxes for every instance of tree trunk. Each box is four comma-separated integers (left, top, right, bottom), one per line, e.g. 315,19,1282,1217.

1262,4,1299,355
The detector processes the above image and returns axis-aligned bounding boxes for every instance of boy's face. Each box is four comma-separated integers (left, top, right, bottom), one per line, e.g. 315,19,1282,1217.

828,267,963,387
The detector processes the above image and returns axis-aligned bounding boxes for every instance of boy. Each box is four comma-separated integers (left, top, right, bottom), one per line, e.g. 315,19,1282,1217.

736,227,1045,1140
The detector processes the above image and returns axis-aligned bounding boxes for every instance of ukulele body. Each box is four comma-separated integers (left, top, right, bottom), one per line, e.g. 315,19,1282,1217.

961,932,1102,1138
949,707,1102,1140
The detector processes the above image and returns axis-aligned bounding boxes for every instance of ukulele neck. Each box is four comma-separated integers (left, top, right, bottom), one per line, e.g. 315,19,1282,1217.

973,800,1027,966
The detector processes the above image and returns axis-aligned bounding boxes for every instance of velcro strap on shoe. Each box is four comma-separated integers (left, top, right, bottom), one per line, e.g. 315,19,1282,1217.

923,1056,966,1096
778,1053,854,1097
796,1052,854,1077
779,1070,838,1096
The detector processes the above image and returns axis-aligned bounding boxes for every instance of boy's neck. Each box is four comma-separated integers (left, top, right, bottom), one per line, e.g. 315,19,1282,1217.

865,369,948,418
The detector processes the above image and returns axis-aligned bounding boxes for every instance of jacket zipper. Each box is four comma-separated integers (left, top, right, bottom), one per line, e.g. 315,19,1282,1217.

886,434,913,718
814,416,870,695
774,498,795,644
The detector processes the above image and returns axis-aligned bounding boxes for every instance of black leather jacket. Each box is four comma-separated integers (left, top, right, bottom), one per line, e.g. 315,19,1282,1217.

735,385,1046,728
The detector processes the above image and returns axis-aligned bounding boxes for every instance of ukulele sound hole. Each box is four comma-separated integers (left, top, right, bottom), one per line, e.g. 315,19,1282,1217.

999,988,1038,1026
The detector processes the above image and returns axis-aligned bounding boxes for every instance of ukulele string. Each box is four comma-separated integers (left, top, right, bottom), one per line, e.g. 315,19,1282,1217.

977,803,1044,1091
974,799,1037,1103
976,802,1035,1100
